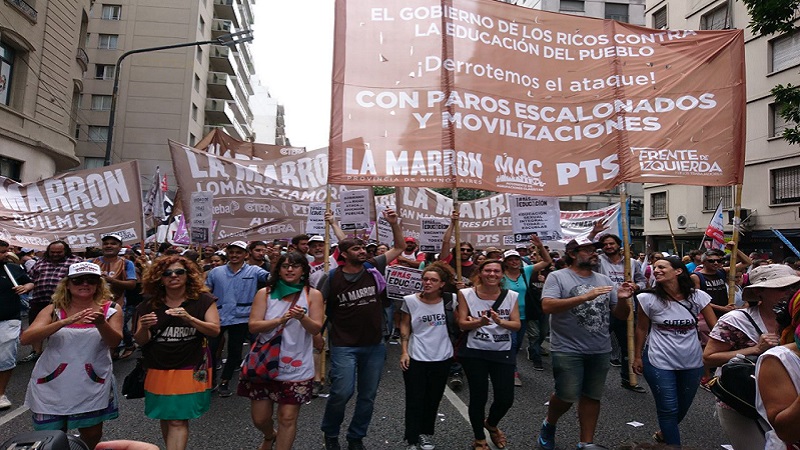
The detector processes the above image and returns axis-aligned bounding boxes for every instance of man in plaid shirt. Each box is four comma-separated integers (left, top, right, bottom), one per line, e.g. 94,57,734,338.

21,240,83,362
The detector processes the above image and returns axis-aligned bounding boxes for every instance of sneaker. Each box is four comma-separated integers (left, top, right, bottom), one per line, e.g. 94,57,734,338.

18,351,39,363
514,372,522,387
324,436,341,450
419,434,435,450
533,359,544,371
347,438,366,450
390,330,401,341
538,420,556,450
312,380,323,398
217,381,232,397
609,359,621,367
0,395,11,410
447,372,463,391
620,381,647,394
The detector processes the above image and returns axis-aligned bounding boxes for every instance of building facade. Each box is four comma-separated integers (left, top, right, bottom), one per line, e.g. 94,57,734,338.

0,0,86,182
642,0,800,259
76,0,257,182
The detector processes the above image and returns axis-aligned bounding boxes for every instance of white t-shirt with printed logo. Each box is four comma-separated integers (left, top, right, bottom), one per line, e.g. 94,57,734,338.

638,290,711,370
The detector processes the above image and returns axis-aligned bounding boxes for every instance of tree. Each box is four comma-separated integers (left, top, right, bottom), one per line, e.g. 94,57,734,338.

740,0,800,144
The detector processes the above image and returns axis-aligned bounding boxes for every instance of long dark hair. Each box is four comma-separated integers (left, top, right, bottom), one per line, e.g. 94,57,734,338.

267,252,310,290
645,256,695,302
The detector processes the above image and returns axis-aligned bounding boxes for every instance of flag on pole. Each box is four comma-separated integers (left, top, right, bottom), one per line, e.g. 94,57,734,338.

154,172,166,221
705,198,726,249
143,166,163,220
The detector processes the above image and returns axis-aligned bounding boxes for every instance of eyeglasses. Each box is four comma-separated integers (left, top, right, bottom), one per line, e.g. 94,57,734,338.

706,259,723,264
422,277,442,283
162,268,188,277
71,276,99,285
280,263,302,270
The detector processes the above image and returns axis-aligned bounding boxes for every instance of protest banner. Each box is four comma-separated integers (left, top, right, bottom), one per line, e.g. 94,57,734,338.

374,204,395,245
385,265,423,301
0,161,144,249
196,128,306,161
339,189,372,231
306,202,327,236
510,195,563,242
419,217,450,252
329,0,745,195
190,191,214,244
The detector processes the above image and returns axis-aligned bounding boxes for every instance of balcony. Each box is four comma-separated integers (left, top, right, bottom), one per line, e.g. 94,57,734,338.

213,0,235,21
205,98,235,125
5,0,37,23
211,18,234,40
209,45,234,73
207,72,235,100
76,48,89,72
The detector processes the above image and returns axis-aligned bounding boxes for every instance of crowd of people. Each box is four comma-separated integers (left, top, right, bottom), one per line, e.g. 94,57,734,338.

1,212,800,450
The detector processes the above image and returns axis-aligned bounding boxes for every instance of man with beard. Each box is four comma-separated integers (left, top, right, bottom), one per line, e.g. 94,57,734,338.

390,237,425,268
246,241,270,272
594,233,647,393
92,234,137,359
536,237,635,450
22,240,83,362
438,211,476,286
293,234,315,263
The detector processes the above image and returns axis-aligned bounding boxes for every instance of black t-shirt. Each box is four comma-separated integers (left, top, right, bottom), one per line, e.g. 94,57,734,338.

137,292,217,370
0,263,32,321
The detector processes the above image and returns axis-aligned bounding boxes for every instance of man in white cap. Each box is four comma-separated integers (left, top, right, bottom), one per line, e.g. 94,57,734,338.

0,240,33,409
205,240,268,397
92,233,137,359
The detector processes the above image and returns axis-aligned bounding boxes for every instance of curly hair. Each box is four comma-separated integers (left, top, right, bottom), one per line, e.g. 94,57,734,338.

51,276,112,311
141,255,209,307
422,261,456,289
266,252,310,291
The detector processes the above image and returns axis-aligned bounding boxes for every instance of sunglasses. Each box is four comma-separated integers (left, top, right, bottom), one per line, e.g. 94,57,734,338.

706,259,723,264
71,276,99,285
162,268,188,277
460,248,473,252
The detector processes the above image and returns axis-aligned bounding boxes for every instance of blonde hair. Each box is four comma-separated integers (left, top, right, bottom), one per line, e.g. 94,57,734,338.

51,276,112,311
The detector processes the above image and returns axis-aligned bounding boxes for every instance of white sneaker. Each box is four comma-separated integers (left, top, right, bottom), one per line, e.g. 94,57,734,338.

419,434,435,450
0,395,11,410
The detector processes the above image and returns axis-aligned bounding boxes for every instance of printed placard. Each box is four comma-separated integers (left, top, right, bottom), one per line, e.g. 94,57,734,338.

510,195,563,242
339,189,371,231
419,217,450,253
385,265,423,301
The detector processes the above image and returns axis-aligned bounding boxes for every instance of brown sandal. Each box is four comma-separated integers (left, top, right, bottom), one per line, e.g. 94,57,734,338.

472,440,489,450
258,429,276,450
484,420,507,449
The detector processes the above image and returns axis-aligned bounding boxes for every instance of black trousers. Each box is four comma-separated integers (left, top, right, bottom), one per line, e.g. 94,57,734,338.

460,357,515,440
208,322,249,382
403,358,451,444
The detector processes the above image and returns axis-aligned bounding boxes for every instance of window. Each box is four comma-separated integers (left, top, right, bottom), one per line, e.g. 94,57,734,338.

771,103,790,138
192,103,198,121
605,3,629,22
650,192,667,218
91,94,112,111
196,47,202,63
0,156,22,182
653,7,667,29
74,124,81,139
199,16,205,33
0,43,14,106
703,186,732,211
771,31,800,73
101,5,121,20
88,126,109,141
701,4,730,30
95,64,114,80
189,133,197,146
194,74,200,92
771,166,800,204
85,33,91,47
560,0,584,12
83,157,105,169
98,34,118,50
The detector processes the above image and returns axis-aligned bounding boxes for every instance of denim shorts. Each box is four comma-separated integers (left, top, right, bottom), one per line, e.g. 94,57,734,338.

552,351,610,403
0,320,21,371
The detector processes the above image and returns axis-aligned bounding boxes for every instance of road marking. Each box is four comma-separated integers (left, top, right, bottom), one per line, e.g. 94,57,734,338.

0,405,29,427
443,387,499,449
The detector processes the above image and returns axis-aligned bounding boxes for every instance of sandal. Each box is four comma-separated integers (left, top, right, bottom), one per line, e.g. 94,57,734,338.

258,429,277,450
472,440,489,450
653,431,665,443
484,420,507,449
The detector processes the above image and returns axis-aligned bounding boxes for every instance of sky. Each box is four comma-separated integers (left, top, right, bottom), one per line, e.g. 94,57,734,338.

251,2,335,150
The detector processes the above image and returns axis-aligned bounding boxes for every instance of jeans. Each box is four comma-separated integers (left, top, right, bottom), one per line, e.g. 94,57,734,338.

321,344,387,441
526,314,550,363
641,349,704,446
121,303,136,348
460,357,515,440
403,359,450,444
510,319,527,371
208,322,249,382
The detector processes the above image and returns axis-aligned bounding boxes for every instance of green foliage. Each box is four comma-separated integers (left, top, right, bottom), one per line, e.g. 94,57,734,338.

371,186,495,201
773,84,800,144
739,0,800,35
372,186,395,196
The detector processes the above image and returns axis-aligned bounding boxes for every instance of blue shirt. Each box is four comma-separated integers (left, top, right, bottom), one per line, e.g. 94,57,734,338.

205,263,268,326
503,265,535,320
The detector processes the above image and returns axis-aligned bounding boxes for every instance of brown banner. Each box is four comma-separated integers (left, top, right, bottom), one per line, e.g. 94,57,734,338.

329,0,746,195
0,161,144,249
196,128,306,160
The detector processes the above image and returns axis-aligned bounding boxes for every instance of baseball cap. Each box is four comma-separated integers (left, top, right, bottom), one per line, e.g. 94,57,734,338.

503,250,521,259
101,233,123,243
745,264,800,290
565,237,600,252
226,241,248,251
308,235,324,243
404,237,416,243
515,243,528,250
67,262,102,278
366,242,378,248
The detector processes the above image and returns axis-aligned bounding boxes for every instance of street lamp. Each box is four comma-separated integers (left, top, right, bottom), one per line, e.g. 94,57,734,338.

103,30,254,166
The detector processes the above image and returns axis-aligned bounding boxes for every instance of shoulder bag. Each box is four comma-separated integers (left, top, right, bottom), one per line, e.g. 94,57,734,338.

241,291,301,382
122,320,165,400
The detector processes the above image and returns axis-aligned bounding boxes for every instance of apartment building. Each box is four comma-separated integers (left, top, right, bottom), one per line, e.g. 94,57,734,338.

502,0,648,251
76,0,257,181
0,0,87,182
642,1,800,259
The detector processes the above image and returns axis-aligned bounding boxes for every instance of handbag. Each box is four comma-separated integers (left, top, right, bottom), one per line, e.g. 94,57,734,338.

707,310,763,420
121,322,167,400
241,291,301,382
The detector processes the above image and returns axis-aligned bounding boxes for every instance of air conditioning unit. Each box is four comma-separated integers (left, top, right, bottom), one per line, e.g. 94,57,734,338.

676,215,688,229
728,208,751,225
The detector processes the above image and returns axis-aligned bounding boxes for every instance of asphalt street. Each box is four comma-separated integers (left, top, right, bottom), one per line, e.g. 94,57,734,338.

0,339,731,449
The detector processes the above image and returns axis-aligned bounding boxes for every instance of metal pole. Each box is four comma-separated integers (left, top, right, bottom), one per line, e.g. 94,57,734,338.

104,32,253,166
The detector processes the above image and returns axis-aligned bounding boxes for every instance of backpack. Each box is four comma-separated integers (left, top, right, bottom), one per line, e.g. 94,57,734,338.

441,292,461,344
707,310,762,420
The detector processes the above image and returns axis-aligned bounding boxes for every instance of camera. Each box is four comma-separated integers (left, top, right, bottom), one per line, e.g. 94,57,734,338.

1,431,90,450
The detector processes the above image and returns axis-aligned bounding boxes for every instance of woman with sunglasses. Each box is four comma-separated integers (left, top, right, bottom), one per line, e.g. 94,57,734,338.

21,262,123,449
632,256,717,446
134,256,220,450
238,252,323,450
456,259,521,450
